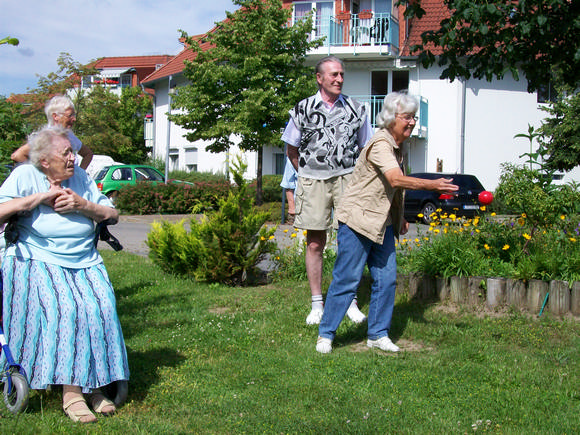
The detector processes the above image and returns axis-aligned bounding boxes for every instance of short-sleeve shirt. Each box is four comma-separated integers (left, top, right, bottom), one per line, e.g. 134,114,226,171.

0,164,113,268
336,129,404,243
68,130,83,153
281,92,373,180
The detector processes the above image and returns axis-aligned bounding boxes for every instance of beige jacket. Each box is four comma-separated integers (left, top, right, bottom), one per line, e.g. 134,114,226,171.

335,129,404,243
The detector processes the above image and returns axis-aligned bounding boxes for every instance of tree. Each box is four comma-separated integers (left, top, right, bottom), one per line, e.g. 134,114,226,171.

0,97,28,180
538,90,580,172
407,0,580,92
170,0,321,203
75,86,152,163
0,36,19,46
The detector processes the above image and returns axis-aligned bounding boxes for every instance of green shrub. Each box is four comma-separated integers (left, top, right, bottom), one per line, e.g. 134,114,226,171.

114,180,230,214
249,174,284,203
147,156,277,285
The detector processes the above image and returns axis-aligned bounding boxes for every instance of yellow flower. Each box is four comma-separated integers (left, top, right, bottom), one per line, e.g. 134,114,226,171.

260,236,266,241
522,213,527,218
443,228,448,234
436,208,442,212
283,229,289,233
560,214,566,220
414,238,420,243
290,233,297,238
450,214,456,221
484,244,490,250
430,222,437,227
517,217,525,226
480,206,486,211
417,213,424,218
570,237,577,243
502,244,510,250
523,233,531,240
434,229,440,234
269,235,275,240
491,212,497,217
275,256,280,260
303,230,307,236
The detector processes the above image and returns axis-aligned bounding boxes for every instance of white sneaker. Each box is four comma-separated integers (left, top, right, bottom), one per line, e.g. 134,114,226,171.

306,308,324,325
367,336,400,352
316,337,332,354
346,303,367,324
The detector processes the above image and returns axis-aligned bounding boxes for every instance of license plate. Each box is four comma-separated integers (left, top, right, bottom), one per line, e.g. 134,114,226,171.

463,204,479,210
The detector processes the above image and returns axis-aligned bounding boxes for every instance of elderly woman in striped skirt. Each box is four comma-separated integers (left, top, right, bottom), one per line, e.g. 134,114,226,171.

0,126,129,423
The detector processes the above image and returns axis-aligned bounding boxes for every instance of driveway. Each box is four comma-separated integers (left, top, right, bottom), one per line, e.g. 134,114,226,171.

100,214,422,258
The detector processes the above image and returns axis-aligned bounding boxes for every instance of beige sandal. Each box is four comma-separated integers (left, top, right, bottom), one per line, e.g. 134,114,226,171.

63,396,97,423
88,390,116,416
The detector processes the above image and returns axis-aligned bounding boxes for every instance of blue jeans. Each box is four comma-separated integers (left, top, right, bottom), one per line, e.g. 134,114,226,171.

319,223,397,341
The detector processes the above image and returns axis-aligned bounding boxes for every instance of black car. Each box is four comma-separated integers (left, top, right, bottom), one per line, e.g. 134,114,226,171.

404,173,490,224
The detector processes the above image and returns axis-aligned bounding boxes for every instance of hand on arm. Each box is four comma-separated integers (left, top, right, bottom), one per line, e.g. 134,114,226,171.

0,189,63,225
53,188,119,224
384,167,459,194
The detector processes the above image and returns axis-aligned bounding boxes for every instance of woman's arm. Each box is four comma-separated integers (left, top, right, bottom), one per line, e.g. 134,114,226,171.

78,144,94,170
53,188,119,224
0,189,62,225
384,167,459,193
11,143,30,163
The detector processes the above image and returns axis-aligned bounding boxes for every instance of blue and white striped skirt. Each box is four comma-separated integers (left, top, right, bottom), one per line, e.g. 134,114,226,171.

1,257,130,392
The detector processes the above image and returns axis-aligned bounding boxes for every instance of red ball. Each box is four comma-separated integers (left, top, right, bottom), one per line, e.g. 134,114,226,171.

478,190,494,205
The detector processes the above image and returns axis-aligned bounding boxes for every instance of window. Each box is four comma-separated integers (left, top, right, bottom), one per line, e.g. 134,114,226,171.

120,74,132,88
275,153,285,175
392,70,409,93
294,1,333,40
537,82,558,104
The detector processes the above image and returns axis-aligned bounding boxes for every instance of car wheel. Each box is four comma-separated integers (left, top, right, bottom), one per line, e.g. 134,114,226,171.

107,191,119,204
420,202,437,224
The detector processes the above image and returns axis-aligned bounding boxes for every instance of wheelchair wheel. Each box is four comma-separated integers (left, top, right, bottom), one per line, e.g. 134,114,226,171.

3,371,29,414
102,380,128,407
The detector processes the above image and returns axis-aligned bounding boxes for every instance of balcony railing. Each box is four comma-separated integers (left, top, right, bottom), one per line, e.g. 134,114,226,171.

309,12,399,55
351,95,428,138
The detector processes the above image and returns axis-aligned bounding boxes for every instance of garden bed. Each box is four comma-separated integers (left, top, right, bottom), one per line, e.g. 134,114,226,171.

397,273,580,317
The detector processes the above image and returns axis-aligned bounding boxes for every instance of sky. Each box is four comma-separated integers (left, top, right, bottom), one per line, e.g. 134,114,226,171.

0,0,238,97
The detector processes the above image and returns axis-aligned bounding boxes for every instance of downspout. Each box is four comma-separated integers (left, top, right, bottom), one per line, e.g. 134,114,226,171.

459,78,466,173
165,75,172,184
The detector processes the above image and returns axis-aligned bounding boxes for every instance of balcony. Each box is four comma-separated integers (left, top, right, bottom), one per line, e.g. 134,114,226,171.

309,12,399,56
352,95,428,138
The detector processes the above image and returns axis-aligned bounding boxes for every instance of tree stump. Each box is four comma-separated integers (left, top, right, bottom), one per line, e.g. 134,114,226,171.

436,277,450,302
571,281,580,316
408,272,421,299
396,273,408,296
506,278,526,307
527,279,549,313
486,277,506,308
549,280,570,316
450,276,468,304
468,276,485,305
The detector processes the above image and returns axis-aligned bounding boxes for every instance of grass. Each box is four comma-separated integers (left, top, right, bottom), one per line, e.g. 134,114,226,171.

1,250,579,434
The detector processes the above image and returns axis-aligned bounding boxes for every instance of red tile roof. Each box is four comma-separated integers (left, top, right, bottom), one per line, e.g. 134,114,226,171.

401,0,450,56
141,33,215,86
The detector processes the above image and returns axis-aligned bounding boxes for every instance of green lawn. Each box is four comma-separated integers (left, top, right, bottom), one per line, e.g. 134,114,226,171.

1,250,579,434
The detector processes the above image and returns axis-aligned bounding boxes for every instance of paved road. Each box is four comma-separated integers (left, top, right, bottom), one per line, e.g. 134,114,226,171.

100,214,422,258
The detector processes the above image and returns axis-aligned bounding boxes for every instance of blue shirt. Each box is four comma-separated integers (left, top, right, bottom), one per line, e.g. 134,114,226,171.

0,164,113,268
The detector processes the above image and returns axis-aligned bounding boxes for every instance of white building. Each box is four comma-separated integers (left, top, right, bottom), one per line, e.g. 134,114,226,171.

141,0,579,190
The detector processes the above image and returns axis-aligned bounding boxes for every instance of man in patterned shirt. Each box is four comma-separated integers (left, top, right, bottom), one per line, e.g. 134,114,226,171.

282,56,373,325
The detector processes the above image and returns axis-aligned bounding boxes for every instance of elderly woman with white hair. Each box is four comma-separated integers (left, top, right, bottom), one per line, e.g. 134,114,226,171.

0,126,129,422
11,95,93,170
316,92,459,354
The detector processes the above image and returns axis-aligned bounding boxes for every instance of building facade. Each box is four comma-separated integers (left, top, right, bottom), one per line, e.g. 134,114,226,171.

142,0,579,189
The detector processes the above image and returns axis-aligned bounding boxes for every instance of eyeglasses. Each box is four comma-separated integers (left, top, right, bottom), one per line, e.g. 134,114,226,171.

396,114,418,122
59,111,76,119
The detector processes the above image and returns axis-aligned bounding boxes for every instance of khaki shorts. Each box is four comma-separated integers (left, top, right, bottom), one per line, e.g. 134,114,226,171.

294,174,351,231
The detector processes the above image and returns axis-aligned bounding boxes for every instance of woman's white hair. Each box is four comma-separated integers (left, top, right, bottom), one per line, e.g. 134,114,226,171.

376,92,419,129
44,95,75,126
28,126,69,168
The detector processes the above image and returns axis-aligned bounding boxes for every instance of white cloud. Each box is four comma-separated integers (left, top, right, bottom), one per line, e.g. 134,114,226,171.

0,0,237,96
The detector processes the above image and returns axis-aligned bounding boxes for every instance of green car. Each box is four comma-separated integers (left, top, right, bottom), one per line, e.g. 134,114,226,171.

94,164,165,201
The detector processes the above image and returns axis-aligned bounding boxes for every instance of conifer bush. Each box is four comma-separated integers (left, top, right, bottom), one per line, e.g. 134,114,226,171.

147,157,277,285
